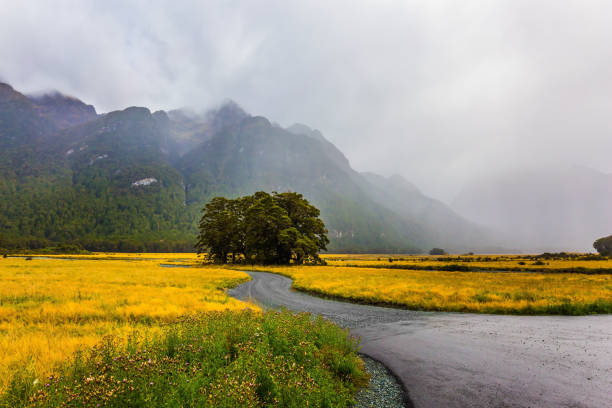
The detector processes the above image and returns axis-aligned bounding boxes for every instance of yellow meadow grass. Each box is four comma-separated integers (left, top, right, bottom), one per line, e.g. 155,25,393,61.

244,264,612,315
0,256,253,391
22,252,202,260
321,254,612,271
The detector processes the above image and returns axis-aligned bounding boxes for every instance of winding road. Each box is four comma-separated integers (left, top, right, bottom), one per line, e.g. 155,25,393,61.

229,271,612,408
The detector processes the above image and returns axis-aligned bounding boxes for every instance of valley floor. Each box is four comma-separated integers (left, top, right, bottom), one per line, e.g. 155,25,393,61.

0,256,366,407
231,271,612,408
243,261,612,315
3,252,612,407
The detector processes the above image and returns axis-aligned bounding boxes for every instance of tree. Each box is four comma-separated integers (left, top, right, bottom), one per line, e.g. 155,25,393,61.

273,192,329,261
196,197,239,263
195,191,328,264
429,247,446,255
593,235,612,256
244,192,293,264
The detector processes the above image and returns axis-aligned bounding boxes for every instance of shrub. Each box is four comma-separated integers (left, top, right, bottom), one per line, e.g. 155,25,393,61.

2,310,368,407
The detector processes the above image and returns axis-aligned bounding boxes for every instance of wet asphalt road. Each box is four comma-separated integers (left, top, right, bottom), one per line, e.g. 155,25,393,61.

229,271,612,408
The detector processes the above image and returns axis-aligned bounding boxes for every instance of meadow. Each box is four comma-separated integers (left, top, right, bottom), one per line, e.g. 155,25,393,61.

4,252,612,405
0,256,367,407
0,257,250,393
19,253,202,260
244,263,612,315
4,310,366,407
321,253,612,273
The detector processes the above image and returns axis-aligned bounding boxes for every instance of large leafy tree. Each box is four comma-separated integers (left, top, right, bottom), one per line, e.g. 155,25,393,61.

196,191,328,264
593,235,612,256
245,192,293,264
196,197,239,263
273,192,329,263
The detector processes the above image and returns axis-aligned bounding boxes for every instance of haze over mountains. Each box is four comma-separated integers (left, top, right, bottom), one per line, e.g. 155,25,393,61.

0,81,608,253
0,82,496,252
453,165,612,252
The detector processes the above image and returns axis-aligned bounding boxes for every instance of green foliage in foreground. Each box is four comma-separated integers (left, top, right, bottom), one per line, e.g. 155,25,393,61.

2,310,368,408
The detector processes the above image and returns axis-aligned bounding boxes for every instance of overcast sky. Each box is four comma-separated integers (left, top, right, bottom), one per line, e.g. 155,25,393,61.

2,0,611,202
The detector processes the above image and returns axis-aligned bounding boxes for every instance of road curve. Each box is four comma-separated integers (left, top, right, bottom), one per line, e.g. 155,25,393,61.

229,271,612,408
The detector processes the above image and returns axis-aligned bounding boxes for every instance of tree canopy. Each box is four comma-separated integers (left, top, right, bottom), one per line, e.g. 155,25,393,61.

196,191,329,264
593,235,612,256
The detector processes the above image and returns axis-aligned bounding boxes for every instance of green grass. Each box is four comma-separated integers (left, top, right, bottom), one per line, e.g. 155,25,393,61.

1,310,368,408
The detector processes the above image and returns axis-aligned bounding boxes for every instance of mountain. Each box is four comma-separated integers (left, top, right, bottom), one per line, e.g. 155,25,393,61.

0,82,492,252
452,165,612,251
0,83,57,149
179,117,429,252
167,101,248,158
283,124,496,251
361,173,494,251
166,109,211,157
28,91,97,129
0,85,192,251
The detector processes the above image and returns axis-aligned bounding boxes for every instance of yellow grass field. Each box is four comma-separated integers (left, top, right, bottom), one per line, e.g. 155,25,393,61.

0,256,254,392
3,253,611,393
321,253,612,272
27,252,202,260
244,264,612,315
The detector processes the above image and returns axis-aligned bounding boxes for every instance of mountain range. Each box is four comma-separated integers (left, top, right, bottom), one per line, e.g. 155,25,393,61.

0,82,493,252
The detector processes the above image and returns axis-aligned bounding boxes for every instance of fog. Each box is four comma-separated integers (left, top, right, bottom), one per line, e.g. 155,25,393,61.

1,0,612,204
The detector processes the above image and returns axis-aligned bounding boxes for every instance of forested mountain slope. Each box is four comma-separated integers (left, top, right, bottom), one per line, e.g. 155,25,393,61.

0,82,491,252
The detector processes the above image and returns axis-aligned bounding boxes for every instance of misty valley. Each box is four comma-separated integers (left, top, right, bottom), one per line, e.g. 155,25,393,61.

2,80,612,408
2,2,612,407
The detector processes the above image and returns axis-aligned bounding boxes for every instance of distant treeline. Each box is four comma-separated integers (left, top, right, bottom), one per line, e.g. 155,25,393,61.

0,236,194,253
340,262,612,274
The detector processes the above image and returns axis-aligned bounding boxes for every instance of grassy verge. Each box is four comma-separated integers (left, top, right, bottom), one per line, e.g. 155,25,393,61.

291,282,612,315
239,265,612,315
2,310,368,408
322,253,612,274
336,263,612,274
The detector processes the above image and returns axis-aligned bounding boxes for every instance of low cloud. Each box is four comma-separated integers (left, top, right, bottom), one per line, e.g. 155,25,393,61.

1,0,611,201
